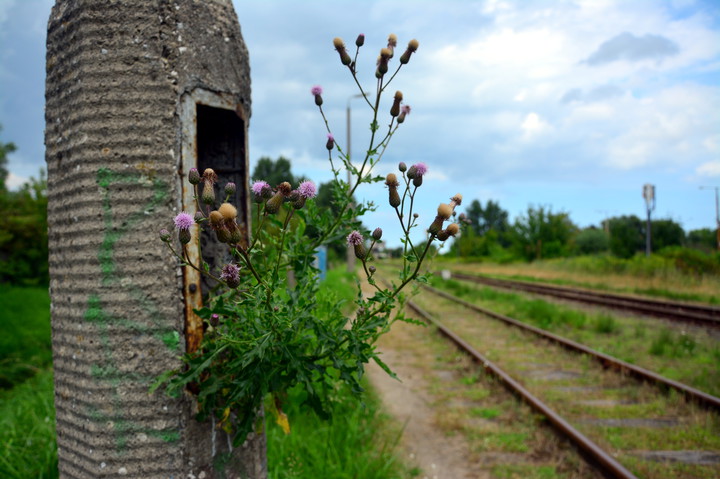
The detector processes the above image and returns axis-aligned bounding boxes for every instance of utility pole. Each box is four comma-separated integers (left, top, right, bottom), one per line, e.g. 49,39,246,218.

346,93,365,273
642,184,655,256
700,186,720,251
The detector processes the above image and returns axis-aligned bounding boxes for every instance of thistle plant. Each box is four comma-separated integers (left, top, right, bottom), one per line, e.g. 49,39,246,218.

156,33,461,445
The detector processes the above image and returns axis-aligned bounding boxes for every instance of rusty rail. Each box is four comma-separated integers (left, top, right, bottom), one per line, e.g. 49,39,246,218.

421,283,720,412
449,272,720,328
403,297,639,479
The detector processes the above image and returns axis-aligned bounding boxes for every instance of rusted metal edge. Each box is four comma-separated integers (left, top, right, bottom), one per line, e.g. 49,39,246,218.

421,283,720,412
403,297,639,479
179,89,248,354
450,272,720,328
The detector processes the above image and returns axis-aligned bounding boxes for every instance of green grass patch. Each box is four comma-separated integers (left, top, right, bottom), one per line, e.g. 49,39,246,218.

469,407,501,419
0,367,58,479
267,381,412,479
429,275,720,396
0,286,51,389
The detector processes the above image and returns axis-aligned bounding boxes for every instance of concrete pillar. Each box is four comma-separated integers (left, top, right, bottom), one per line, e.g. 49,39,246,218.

45,1,264,477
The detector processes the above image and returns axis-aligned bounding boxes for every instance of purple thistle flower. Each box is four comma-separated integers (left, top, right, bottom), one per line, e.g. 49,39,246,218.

298,181,317,199
174,212,194,231
413,162,428,176
401,105,411,115
346,230,364,246
311,85,323,96
252,180,270,196
327,133,334,142
220,263,241,288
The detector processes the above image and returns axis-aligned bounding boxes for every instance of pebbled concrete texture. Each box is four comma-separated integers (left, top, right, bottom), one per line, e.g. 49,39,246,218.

45,1,262,477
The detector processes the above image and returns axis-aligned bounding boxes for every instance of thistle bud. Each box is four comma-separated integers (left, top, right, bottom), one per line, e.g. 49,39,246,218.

229,224,243,244
179,228,192,244
387,34,397,57
386,173,401,208
201,181,216,205
438,203,453,220
311,85,323,106
385,173,399,187
326,133,335,150
355,33,365,47
428,216,445,235
159,229,171,242
216,225,232,243
390,91,403,117
354,242,367,260
291,194,306,210
188,168,201,185
333,37,352,66
209,210,224,227
277,182,292,196
194,211,204,223
436,230,450,242
398,105,411,124
376,48,392,76
202,168,218,184
446,223,460,236
224,182,236,197
372,227,383,241
399,39,419,64
406,165,417,179
398,162,407,172
450,193,463,207
218,203,237,220
265,192,284,214
369,265,376,274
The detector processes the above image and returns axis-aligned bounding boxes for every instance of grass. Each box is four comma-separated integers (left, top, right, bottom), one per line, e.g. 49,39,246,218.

0,367,58,478
1,270,414,478
0,286,51,389
428,275,720,396
267,382,411,479
440,257,720,304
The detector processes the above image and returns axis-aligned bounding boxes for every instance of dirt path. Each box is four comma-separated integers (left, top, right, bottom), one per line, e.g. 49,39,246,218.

366,317,485,479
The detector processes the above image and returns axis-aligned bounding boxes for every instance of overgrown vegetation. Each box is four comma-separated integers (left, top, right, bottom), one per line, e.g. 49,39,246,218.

447,196,718,267
0,271,411,478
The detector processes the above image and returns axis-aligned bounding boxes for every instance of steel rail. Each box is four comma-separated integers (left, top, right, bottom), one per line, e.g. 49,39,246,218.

420,283,720,412
402,297,639,479
449,272,720,328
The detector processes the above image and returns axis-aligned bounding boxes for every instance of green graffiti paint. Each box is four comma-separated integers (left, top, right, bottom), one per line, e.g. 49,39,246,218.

79,168,179,455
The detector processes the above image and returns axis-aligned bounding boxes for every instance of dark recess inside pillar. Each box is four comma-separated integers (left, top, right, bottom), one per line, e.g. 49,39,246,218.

196,103,247,297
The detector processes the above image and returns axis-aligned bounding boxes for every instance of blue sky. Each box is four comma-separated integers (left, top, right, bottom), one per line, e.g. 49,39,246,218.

1,0,719,248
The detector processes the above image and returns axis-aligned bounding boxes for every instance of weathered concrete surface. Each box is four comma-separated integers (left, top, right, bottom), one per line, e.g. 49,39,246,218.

46,1,262,477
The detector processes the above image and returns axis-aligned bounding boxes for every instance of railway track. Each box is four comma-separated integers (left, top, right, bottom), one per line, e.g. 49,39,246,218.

446,272,720,328
388,278,720,478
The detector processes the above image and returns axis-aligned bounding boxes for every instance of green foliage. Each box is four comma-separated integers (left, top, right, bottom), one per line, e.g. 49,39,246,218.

687,228,717,252
656,246,720,276
0,368,58,479
593,313,618,334
649,329,697,358
0,286,52,389
511,205,577,261
651,219,685,251
251,157,303,187
0,125,17,194
158,34,458,445
0,163,48,285
608,215,644,258
573,227,608,255
267,382,409,479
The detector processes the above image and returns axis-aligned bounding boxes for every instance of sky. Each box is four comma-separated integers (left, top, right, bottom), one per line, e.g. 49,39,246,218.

1,0,719,249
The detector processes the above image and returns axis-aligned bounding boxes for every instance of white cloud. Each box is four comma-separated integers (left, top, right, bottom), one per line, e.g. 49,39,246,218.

696,161,720,178
6,171,28,190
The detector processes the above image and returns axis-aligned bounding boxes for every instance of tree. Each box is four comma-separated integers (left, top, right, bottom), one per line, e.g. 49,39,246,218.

511,205,576,260
465,199,509,236
0,125,17,193
687,228,716,252
574,227,609,255
251,156,301,187
0,169,48,284
607,215,644,259
651,219,685,251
